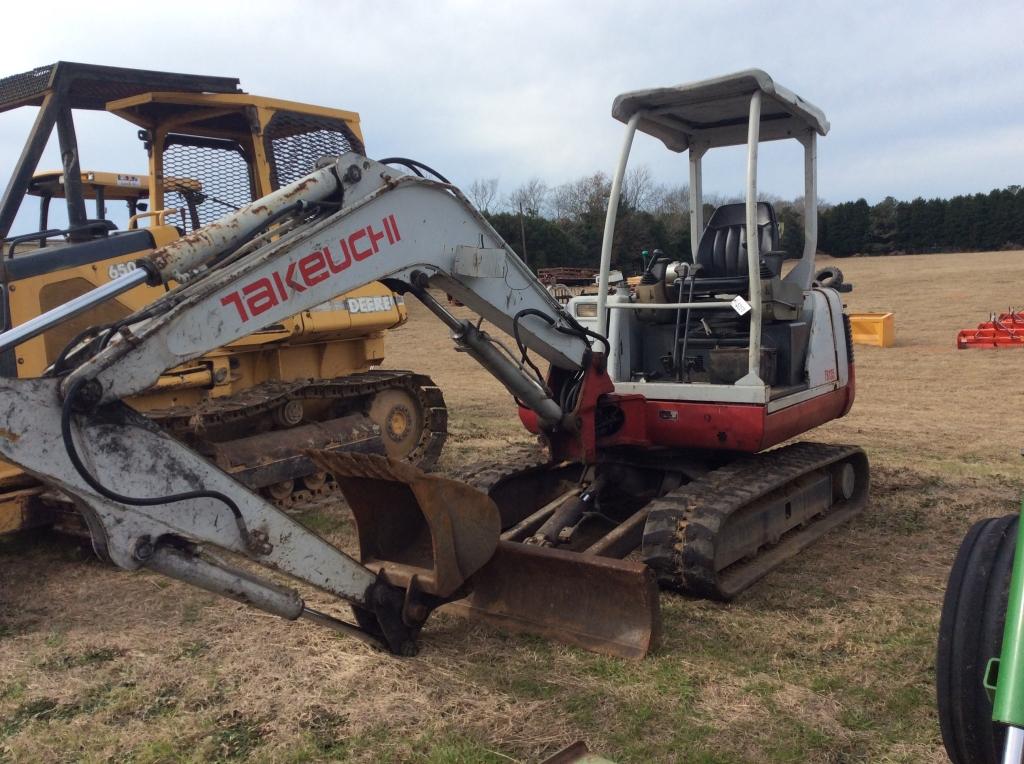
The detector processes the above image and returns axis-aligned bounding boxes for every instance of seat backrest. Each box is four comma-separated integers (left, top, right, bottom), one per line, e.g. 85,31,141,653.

695,202,780,278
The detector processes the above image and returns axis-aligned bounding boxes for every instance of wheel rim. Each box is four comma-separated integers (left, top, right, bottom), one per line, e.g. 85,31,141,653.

368,388,424,459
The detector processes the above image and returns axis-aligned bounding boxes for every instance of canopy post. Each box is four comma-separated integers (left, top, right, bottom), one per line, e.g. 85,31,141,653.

688,145,706,259
785,130,818,288
738,91,763,386
596,112,640,338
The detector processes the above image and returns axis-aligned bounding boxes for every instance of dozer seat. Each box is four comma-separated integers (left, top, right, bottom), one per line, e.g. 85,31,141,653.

686,202,782,294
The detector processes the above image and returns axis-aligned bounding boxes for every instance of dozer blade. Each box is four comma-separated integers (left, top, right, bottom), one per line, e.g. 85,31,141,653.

307,451,659,657
307,451,500,598
446,541,661,660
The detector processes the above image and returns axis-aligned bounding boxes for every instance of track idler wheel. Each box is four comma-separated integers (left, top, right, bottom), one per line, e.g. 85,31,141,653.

937,514,1017,764
369,387,425,461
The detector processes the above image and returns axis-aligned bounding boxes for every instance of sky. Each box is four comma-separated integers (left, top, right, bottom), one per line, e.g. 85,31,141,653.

2,0,1022,234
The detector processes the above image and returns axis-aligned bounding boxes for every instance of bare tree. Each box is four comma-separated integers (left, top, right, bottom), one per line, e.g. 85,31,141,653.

505,178,549,216
649,184,690,217
622,165,655,211
467,178,499,212
550,172,610,221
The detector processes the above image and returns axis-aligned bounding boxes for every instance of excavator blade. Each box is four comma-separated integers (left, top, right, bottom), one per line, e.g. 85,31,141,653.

307,451,500,598
446,541,661,660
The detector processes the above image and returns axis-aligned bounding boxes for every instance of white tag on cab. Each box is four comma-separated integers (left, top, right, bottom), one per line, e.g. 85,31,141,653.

731,295,752,316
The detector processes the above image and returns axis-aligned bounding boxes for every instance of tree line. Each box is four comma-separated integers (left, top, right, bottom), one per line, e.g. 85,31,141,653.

466,173,1024,272
820,187,1024,256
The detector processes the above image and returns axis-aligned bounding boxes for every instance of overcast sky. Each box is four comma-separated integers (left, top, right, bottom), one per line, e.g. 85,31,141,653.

2,0,1022,233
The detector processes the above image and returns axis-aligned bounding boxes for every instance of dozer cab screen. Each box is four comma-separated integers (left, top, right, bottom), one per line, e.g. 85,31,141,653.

162,113,364,234
162,136,254,233
263,111,364,189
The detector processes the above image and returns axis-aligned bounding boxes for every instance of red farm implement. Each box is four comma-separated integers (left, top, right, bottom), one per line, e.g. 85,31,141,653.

957,309,1024,349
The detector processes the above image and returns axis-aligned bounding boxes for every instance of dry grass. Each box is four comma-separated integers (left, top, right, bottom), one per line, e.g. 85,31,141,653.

2,250,1023,763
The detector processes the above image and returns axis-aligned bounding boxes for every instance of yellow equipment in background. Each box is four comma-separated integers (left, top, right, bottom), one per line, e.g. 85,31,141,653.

0,62,447,532
849,312,896,347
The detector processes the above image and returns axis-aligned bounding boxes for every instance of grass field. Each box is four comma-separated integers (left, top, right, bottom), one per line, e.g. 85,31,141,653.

2,250,1023,763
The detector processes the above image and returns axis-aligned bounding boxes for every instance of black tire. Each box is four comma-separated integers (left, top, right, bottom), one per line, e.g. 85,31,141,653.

815,266,845,288
937,514,1017,764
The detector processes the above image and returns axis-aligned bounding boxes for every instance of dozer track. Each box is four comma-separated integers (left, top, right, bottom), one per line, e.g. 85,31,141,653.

448,446,552,495
149,370,447,505
641,442,870,600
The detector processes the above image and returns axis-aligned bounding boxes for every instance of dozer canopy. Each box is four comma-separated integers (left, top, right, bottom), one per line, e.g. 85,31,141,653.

0,61,240,114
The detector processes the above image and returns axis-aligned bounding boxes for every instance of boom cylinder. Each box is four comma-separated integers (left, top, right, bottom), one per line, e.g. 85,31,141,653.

140,162,342,284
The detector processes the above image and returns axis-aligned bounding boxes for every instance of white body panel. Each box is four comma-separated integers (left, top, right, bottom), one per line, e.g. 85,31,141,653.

569,285,849,408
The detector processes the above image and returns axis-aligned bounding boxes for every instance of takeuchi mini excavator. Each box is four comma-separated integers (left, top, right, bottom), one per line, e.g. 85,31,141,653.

0,70,868,658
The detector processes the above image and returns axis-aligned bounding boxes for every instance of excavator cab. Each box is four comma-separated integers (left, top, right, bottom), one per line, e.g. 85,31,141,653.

488,72,867,644
567,69,854,453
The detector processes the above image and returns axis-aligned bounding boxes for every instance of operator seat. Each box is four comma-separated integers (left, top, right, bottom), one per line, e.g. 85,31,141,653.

687,202,782,294
677,202,808,388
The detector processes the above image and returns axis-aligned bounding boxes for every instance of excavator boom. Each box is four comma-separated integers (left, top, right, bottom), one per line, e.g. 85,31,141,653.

58,159,588,410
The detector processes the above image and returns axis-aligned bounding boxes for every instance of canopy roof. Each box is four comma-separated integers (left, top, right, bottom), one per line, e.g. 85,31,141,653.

107,91,361,136
611,69,829,152
0,61,241,114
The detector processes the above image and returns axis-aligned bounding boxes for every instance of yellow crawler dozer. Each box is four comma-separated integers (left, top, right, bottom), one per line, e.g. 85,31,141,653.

0,62,446,533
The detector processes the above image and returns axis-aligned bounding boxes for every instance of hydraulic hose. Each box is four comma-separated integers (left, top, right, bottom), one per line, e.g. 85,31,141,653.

60,377,254,551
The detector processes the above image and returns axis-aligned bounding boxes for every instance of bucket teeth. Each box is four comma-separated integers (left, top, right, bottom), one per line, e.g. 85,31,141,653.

312,450,422,483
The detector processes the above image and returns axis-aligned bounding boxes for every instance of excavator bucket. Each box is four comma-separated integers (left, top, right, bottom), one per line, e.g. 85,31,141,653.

308,452,501,598
308,452,660,658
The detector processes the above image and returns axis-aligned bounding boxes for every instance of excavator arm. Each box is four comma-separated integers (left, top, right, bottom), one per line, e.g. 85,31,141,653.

0,156,605,654
64,158,589,414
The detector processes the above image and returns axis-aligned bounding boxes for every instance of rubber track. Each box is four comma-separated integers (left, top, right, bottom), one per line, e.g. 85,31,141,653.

641,441,867,600
150,370,448,472
445,447,552,497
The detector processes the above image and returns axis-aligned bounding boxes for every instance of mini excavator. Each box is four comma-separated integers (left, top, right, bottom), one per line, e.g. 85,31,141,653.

0,70,868,658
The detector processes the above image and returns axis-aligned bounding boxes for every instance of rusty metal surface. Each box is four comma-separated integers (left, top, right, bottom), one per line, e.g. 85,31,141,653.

211,413,382,489
444,452,660,658
445,539,661,660
583,506,648,558
308,452,500,598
